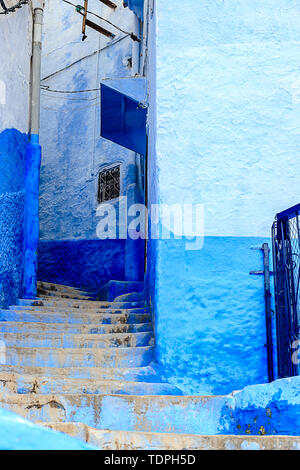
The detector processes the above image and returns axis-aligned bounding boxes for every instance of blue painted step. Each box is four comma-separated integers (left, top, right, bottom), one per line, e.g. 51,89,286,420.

98,280,144,301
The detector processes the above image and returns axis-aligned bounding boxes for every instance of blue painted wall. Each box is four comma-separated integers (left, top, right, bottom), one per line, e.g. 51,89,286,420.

124,0,144,20
146,1,300,395
152,237,272,395
0,129,27,307
39,0,145,288
38,239,125,292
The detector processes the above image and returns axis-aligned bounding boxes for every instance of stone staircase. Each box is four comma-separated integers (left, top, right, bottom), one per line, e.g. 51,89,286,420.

0,282,299,450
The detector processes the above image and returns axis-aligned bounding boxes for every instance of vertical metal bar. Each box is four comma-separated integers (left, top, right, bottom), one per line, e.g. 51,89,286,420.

82,0,88,40
23,5,44,299
31,8,43,136
285,219,297,376
279,219,294,377
144,136,149,273
295,213,300,326
272,221,282,379
262,243,274,382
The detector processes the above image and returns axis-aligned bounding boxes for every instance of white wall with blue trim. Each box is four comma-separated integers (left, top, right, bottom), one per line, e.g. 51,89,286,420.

146,0,300,395
0,7,32,307
38,0,145,290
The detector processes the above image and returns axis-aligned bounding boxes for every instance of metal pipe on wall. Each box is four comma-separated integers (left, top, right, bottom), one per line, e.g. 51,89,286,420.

23,3,44,298
30,6,43,136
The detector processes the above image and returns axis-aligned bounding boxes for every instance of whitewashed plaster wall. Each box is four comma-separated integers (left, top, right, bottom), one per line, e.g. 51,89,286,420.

0,4,32,132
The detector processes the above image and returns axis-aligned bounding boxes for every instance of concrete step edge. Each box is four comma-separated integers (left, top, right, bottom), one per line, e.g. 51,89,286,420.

0,373,180,395
10,306,150,313
38,281,92,292
5,345,154,354
0,311,151,325
37,423,300,450
0,364,162,381
22,298,146,307
0,321,153,333
0,331,153,341
0,331,153,348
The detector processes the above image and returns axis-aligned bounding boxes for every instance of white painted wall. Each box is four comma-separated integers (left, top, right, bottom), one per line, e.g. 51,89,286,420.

0,4,32,133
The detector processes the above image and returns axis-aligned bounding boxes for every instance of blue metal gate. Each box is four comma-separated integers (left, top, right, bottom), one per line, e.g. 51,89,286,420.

272,203,300,378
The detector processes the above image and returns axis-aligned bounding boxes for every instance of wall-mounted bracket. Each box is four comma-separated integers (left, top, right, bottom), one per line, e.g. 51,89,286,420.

85,18,116,38
250,270,274,276
81,0,88,40
80,0,115,41
99,0,117,9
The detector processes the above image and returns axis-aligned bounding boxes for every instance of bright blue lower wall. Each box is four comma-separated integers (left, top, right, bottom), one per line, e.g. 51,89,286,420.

151,237,274,396
38,240,126,292
0,129,26,307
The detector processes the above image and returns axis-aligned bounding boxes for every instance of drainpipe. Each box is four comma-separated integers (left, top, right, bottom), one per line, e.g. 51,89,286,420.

23,2,44,298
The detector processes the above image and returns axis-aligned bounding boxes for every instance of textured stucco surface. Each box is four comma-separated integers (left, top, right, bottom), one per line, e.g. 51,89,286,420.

0,130,27,307
232,376,300,435
0,6,32,133
38,239,126,291
155,0,300,237
146,1,300,395
0,8,32,307
154,237,274,395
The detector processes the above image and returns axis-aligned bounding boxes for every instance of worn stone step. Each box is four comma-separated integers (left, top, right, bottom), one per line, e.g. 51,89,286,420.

0,364,163,382
0,331,153,349
38,281,88,292
10,305,150,314
114,292,145,303
0,373,181,396
0,321,153,335
98,280,144,301
39,423,300,450
37,286,94,297
37,291,97,301
18,298,145,309
5,345,154,368
0,393,233,434
0,310,151,325
37,282,95,298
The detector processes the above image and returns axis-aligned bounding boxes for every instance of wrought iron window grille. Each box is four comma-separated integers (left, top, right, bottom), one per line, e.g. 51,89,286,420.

97,165,120,203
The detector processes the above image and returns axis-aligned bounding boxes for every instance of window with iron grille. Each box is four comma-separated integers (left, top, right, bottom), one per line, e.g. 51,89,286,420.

98,166,120,203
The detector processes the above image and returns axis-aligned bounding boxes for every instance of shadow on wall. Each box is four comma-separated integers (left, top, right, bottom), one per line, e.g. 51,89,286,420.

0,129,27,307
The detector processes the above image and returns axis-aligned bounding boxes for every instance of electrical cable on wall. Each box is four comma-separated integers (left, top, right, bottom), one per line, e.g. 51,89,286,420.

62,0,140,42
0,0,28,14
40,34,130,82
41,85,101,94
41,84,147,108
